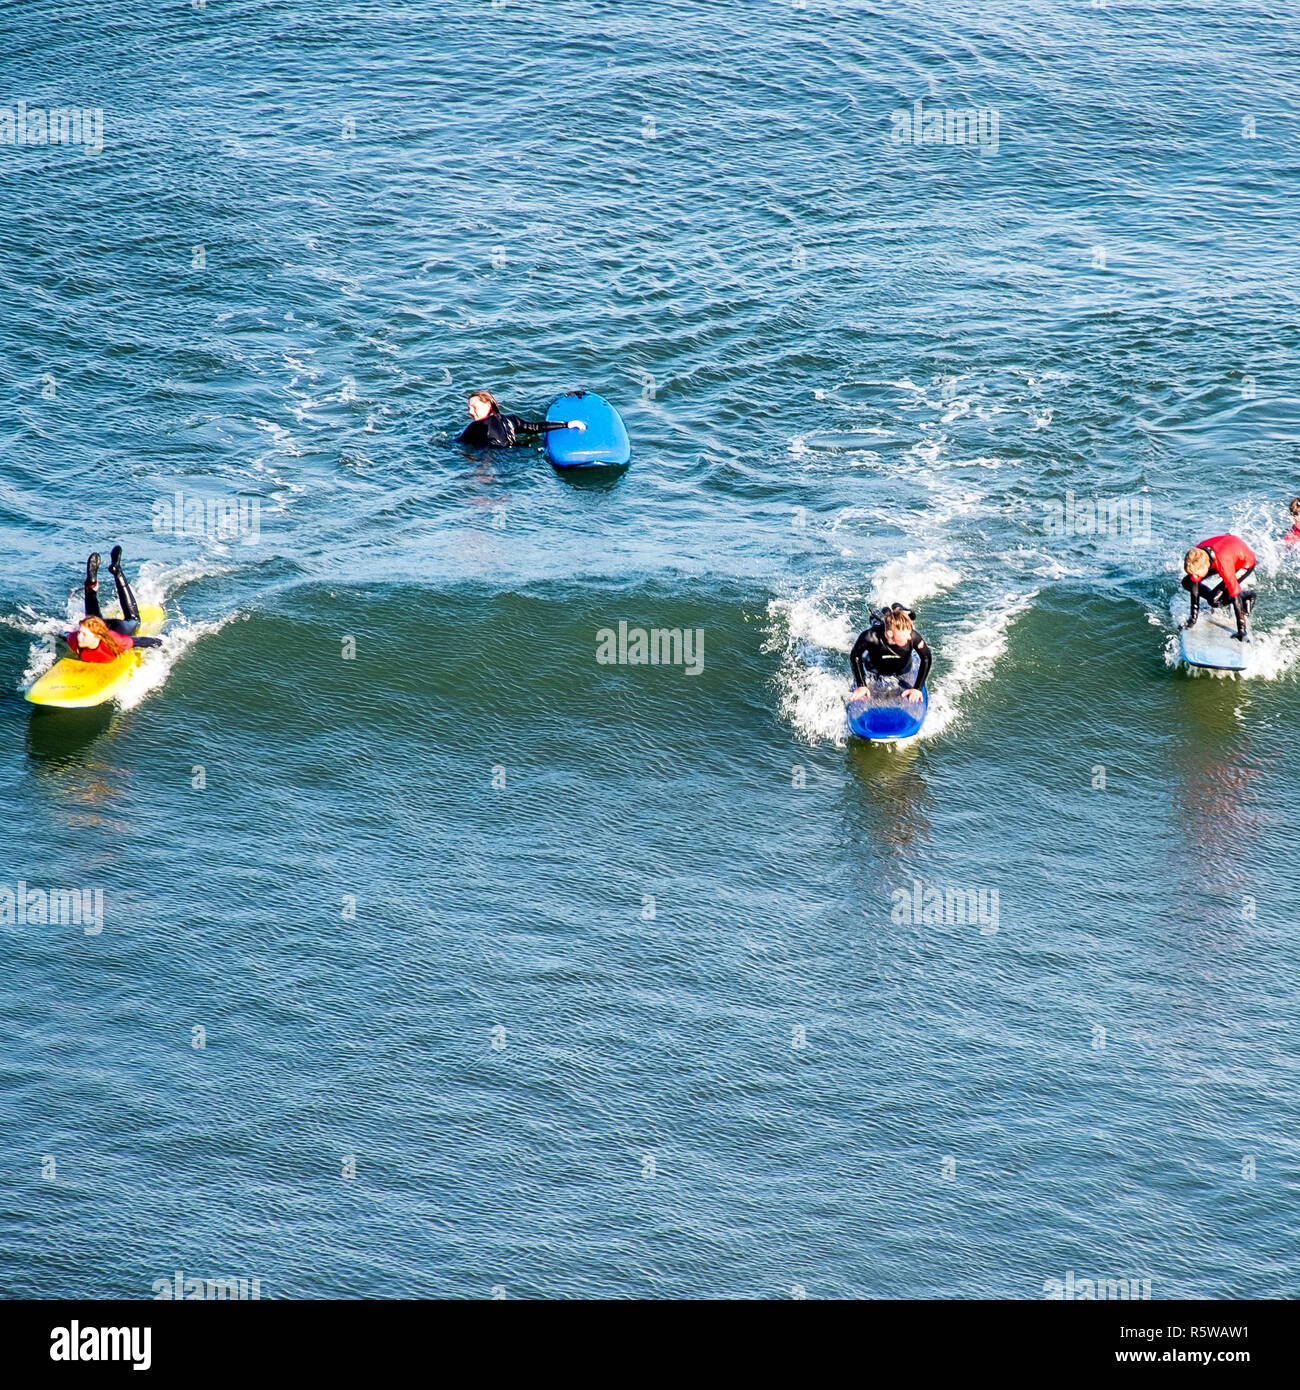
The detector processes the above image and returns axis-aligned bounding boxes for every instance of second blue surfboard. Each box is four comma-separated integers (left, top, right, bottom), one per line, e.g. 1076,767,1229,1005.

846,684,929,742
545,392,631,469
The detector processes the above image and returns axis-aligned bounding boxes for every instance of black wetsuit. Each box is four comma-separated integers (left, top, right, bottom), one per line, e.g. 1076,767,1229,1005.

84,566,162,647
457,411,566,448
850,622,932,690
1181,567,1256,637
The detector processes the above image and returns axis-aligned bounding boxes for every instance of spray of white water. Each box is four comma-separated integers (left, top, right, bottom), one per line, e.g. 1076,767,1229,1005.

1157,500,1300,680
767,553,1031,746
11,559,239,709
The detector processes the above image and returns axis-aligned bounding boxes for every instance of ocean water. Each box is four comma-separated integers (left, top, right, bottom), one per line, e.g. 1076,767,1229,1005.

2,0,1299,1299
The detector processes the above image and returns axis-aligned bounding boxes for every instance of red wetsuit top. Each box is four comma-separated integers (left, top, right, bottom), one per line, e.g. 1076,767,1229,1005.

1285,524,1300,548
1195,534,1256,597
66,632,133,663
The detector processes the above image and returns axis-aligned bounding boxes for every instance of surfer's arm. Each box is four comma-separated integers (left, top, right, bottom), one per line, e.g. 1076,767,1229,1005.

504,415,566,437
849,630,873,687
910,638,932,690
515,418,586,436
132,636,163,648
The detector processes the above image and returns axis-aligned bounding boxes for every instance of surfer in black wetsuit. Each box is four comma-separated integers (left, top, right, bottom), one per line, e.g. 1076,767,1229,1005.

456,391,586,448
849,604,932,704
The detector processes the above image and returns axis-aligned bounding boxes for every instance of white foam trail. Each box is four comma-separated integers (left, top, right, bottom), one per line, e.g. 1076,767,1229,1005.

767,593,856,747
1014,547,1089,581
115,610,242,710
1224,498,1295,581
6,608,71,689
909,438,945,468
1241,614,1300,680
131,557,233,607
920,590,1037,739
252,417,303,458
773,592,857,654
869,553,960,609
777,651,856,747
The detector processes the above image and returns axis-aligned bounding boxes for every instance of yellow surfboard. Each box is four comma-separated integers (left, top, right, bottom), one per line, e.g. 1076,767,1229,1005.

25,605,167,709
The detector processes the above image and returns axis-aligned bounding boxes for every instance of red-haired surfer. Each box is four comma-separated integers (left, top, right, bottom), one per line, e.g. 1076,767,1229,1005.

66,548,162,663
1181,534,1256,641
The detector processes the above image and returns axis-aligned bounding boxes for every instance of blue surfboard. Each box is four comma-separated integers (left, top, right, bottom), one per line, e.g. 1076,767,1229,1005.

545,392,631,469
1172,593,1251,671
846,683,928,742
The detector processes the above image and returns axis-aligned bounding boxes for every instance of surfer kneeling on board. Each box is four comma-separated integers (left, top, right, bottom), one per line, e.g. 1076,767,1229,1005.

66,549,162,663
456,391,586,448
1181,534,1257,641
849,603,932,704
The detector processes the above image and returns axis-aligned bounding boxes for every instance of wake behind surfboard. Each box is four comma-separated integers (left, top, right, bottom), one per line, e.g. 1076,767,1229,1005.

1171,593,1251,672
25,605,167,708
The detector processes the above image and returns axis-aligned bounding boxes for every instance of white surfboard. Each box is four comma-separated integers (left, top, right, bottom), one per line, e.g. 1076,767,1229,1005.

1172,593,1250,671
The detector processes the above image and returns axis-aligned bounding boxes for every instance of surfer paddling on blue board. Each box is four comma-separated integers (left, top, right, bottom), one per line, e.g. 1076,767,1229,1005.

1181,534,1257,641
849,604,932,703
66,548,162,663
457,391,586,448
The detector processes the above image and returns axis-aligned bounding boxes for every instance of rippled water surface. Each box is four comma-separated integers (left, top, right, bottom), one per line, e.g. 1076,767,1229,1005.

1,1,1298,1298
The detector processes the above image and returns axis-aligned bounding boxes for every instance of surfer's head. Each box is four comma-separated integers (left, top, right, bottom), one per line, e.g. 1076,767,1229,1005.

1184,547,1211,580
467,391,500,421
76,617,124,653
1289,497,1300,518
881,603,915,643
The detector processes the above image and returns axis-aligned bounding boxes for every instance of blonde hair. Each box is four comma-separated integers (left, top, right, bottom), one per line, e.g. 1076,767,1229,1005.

881,603,915,634
1184,547,1210,575
79,616,126,654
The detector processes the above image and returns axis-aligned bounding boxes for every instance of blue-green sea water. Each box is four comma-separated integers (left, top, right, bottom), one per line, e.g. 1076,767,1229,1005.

2,1,1298,1298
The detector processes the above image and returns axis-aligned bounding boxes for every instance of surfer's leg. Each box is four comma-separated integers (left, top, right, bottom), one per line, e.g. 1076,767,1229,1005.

83,552,103,619
1236,566,1257,615
1233,566,1258,634
108,546,141,623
